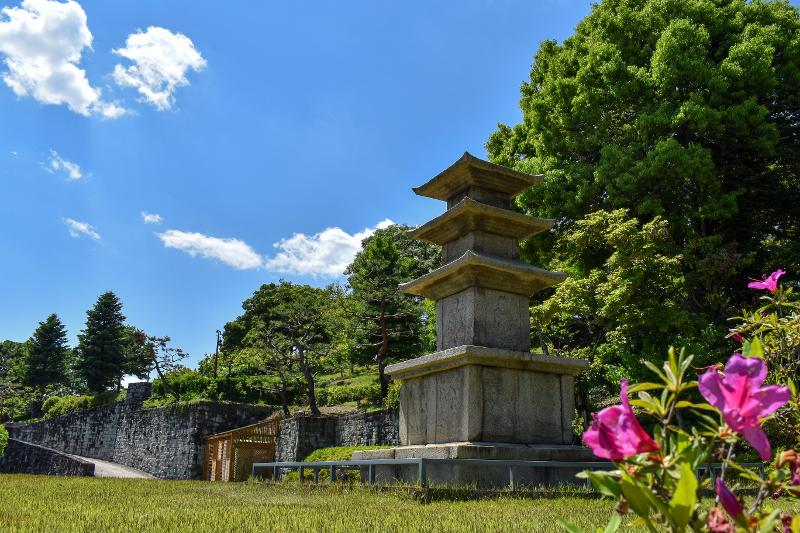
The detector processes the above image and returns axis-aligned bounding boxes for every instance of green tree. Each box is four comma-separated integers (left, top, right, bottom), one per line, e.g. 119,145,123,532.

487,0,800,351
121,326,154,380
345,224,440,398
76,292,128,392
234,281,336,416
25,314,69,388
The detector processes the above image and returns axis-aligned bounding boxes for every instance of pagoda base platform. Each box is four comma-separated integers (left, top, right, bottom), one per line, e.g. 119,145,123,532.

386,345,587,445
353,442,600,488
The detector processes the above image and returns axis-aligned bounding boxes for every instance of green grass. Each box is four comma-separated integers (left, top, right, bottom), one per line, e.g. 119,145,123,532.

3,475,800,532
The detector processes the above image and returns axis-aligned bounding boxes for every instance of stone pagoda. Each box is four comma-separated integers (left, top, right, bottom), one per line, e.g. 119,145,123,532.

355,152,594,486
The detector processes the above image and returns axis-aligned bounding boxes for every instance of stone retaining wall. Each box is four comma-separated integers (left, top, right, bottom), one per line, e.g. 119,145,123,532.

7,397,271,479
0,438,95,476
276,409,399,462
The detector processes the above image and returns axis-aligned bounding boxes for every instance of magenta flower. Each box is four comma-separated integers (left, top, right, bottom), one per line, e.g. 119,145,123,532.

583,378,659,461
699,354,791,460
747,269,785,293
728,330,744,343
716,478,744,521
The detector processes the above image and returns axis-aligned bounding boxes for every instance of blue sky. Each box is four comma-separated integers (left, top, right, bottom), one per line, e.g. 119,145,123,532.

0,0,596,367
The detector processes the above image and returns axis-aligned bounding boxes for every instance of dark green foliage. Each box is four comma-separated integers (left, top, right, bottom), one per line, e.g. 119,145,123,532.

149,371,294,405
41,390,124,419
121,327,154,380
0,425,7,457
487,0,800,404
345,224,440,398
316,383,382,407
25,314,69,388
76,292,128,392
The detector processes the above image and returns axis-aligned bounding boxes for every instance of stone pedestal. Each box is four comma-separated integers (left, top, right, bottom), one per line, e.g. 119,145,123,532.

361,153,593,486
353,442,597,488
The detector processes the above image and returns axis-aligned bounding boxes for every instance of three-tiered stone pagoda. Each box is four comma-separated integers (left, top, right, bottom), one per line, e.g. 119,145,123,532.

355,153,593,486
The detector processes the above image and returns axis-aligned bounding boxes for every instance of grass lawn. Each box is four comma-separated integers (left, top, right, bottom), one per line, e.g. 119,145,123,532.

3,475,799,532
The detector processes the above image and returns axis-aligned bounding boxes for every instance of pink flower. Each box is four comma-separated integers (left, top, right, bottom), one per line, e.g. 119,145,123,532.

716,478,744,521
777,450,800,490
728,330,744,343
583,378,659,461
748,269,785,293
699,354,791,460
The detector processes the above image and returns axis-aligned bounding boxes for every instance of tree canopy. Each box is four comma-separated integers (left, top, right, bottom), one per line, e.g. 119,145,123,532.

487,0,800,396
76,292,128,392
25,314,69,389
488,0,800,317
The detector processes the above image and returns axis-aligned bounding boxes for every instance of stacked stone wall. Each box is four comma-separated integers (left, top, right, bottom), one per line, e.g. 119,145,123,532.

0,438,95,476
7,400,271,479
275,409,399,462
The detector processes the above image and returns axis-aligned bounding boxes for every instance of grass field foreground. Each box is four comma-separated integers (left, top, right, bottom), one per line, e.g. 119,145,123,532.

3,475,800,532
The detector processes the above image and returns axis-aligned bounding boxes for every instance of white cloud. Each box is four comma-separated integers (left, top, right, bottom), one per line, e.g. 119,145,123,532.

64,217,99,240
264,219,394,277
157,230,262,270
45,149,82,179
0,0,124,117
141,211,162,224
113,26,206,110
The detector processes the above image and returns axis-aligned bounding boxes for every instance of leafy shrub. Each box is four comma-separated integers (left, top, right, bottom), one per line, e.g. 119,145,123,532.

150,371,301,405
382,381,401,410
0,394,32,422
0,424,7,457
282,446,391,482
42,390,125,418
317,384,381,407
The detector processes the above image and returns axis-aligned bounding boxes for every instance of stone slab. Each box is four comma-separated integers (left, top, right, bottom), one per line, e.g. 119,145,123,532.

392,356,584,445
385,345,588,380
436,288,531,351
399,250,566,300
353,443,600,487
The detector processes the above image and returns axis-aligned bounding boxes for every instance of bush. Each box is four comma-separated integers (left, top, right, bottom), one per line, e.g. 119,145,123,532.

282,445,391,482
382,381,401,410
42,390,125,419
150,371,300,405
317,383,381,407
0,425,7,457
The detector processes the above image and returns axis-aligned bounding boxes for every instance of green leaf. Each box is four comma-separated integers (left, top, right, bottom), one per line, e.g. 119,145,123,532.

668,462,698,531
557,519,584,533
621,478,652,518
675,401,718,412
587,471,621,498
744,336,763,357
603,512,622,533
627,382,663,393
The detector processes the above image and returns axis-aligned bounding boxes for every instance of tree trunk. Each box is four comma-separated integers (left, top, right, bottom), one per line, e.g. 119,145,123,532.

298,347,320,416
378,297,389,399
275,363,291,416
154,361,180,402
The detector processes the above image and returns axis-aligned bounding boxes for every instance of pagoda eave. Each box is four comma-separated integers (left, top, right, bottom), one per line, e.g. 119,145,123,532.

413,152,543,201
409,197,554,244
399,250,566,300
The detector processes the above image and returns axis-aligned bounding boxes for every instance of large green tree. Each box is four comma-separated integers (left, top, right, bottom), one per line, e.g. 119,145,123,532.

25,314,69,388
76,292,128,392
345,224,440,398
488,0,800,363
229,281,336,416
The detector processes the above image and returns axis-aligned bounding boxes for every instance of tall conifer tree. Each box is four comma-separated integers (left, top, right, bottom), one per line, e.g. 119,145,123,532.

76,292,127,392
25,314,69,388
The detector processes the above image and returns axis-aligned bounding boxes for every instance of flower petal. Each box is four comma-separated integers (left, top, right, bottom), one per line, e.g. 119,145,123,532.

742,425,772,461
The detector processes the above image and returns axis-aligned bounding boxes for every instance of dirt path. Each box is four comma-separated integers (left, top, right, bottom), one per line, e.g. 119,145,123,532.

71,456,156,478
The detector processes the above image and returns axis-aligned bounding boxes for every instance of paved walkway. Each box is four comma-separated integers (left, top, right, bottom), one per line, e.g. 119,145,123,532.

71,456,156,478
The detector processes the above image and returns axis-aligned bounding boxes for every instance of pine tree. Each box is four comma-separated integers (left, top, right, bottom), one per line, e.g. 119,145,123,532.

25,314,69,388
76,292,127,392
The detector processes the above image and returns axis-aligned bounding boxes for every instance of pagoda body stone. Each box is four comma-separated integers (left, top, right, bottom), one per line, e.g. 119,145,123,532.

355,153,594,486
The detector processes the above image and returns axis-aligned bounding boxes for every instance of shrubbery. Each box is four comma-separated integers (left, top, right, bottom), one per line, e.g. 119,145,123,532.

316,383,381,407
42,390,125,419
0,424,7,457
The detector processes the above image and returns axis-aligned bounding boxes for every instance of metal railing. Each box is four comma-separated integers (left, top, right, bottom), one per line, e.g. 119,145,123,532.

253,458,612,488
252,458,767,489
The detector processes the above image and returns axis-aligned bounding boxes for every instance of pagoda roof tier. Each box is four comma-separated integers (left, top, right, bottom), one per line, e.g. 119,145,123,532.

413,152,543,202
400,250,565,300
409,197,554,244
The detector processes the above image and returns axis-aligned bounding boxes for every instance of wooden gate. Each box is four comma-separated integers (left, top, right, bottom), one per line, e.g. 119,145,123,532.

203,412,282,481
